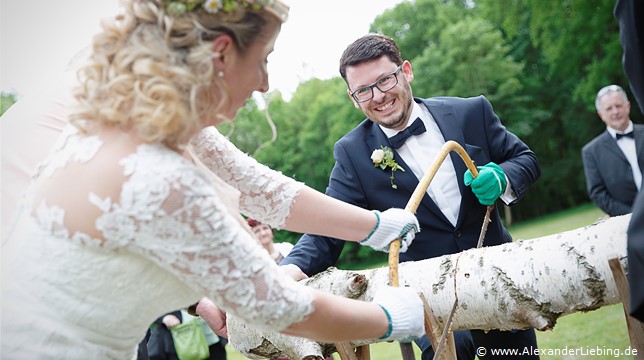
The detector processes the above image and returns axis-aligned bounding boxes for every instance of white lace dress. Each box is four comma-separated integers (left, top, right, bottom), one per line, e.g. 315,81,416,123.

1,126,314,359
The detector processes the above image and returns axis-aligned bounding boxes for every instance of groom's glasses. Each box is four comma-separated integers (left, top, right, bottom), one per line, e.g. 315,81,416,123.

350,65,402,103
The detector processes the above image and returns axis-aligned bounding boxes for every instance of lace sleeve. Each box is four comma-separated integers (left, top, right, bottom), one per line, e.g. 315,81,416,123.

190,126,304,229
98,148,314,332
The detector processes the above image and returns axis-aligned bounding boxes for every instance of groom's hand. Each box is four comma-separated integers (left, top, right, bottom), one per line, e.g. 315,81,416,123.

464,162,507,205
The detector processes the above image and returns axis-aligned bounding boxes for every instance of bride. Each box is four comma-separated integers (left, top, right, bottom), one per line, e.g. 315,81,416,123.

1,0,424,358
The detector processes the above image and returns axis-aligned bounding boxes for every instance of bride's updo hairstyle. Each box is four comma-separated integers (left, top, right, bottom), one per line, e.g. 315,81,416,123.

70,0,288,149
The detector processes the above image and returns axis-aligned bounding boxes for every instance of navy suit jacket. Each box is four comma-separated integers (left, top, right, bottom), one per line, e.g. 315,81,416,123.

581,124,644,216
282,96,541,276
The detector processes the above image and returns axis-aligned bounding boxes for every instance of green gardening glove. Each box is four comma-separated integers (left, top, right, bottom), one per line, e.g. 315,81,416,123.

463,162,507,206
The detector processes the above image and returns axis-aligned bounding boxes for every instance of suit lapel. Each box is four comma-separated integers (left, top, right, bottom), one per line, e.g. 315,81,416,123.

602,131,629,163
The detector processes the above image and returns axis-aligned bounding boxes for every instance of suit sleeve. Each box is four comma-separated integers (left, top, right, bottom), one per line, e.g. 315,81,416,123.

582,145,632,216
478,96,541,202
280,141,369,276
628,190,644,321
615,0,644,114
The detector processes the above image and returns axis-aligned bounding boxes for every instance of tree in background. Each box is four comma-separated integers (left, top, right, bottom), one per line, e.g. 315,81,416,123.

474,0,641,218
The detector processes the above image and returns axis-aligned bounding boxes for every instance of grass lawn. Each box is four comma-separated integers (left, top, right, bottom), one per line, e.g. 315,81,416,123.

226,203,635,359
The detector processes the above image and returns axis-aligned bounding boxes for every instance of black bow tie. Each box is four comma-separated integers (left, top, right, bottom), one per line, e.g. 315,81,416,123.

616,131,634,140
389,118,427,149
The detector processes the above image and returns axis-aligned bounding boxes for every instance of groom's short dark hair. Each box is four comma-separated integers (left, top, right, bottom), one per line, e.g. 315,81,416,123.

339,34,403,82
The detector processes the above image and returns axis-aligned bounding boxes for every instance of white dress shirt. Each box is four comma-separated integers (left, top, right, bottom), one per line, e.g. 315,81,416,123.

380,103,461,225
607,121,642,190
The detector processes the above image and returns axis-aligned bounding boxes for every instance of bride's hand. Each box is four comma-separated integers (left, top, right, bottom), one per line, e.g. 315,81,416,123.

162,314,181,328
280,264,309,281
196,297,228,338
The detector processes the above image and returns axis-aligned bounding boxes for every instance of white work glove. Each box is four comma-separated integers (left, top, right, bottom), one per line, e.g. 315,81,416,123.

372,285,425,342
360,209,419,252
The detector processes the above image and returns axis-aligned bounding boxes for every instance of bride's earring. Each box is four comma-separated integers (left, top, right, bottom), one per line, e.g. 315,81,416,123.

212,52,224,78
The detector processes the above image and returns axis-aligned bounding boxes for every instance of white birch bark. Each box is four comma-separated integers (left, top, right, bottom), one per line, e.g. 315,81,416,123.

227,214,631,359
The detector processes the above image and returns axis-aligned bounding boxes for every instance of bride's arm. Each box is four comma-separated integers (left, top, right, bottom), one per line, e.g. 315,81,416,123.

196,291,393,343
190,126,305,228
125,167,421,342
282,186,375,241
189,127,417,246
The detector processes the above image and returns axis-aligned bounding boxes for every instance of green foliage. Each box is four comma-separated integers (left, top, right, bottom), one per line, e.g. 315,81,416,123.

218,97,277,155
250,78,363,193
1,92,18,116
536,304,631,360
371,0,474,62
475,0,640,221
410,17,530,140
506,203,604,240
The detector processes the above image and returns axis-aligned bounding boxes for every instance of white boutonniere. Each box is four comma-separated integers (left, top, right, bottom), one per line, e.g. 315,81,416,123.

371,146,405,189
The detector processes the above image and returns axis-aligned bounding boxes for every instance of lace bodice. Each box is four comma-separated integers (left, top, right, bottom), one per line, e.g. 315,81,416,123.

1,126,313,359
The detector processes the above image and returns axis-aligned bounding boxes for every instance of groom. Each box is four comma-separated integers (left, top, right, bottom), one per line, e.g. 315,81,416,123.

281,34,541,359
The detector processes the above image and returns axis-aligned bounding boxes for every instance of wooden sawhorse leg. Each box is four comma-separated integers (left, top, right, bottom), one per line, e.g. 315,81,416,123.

608,257,644,358
335,343,370,360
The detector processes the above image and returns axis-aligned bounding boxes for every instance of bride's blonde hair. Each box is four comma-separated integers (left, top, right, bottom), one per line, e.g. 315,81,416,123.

70,0,286,149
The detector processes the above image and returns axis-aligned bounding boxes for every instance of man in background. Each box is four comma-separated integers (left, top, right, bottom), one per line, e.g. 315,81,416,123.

582,84,643,217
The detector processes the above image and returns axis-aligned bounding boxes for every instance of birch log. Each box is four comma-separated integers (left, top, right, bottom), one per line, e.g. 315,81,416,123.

228,214,631,359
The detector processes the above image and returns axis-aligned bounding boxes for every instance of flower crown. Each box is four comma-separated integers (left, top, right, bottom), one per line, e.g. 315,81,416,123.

164,0,288,21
